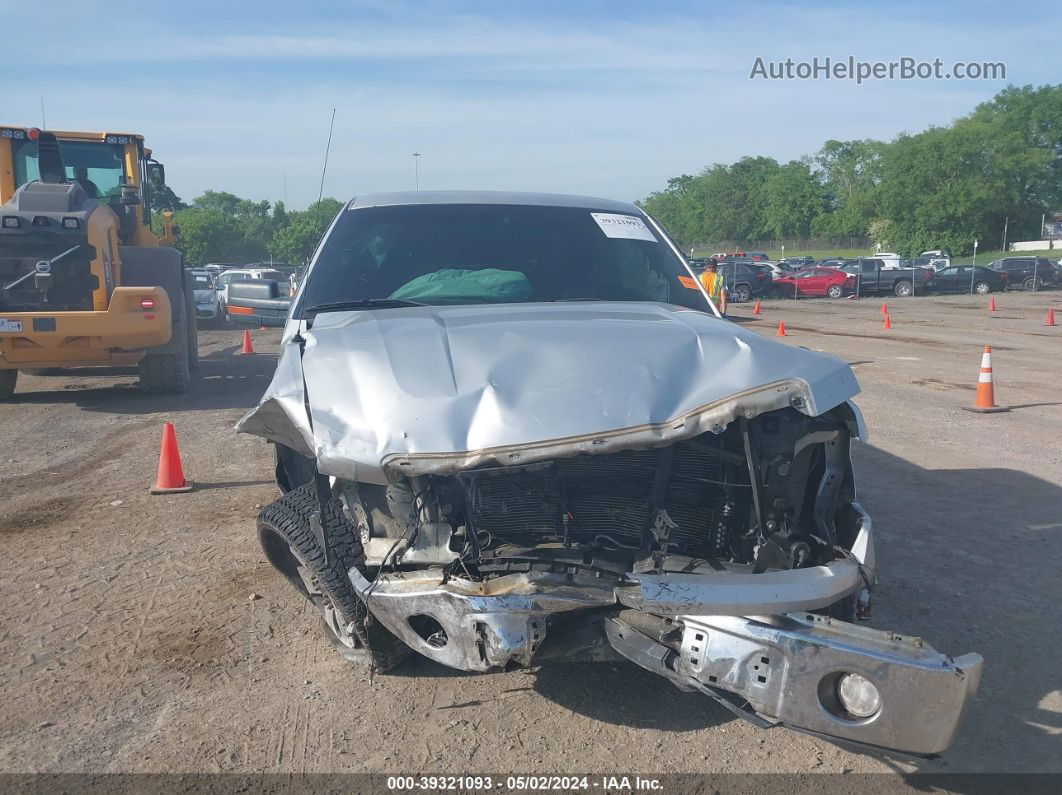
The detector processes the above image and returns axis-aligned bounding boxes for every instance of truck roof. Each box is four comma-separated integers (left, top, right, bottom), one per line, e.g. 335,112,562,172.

0,125,144,142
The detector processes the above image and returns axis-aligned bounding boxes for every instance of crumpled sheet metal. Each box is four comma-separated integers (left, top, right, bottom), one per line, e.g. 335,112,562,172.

349,568,618,671
237,302,862,483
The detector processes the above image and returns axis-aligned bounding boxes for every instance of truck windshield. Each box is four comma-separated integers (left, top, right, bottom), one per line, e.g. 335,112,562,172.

11,139,127,200
295,203,709,315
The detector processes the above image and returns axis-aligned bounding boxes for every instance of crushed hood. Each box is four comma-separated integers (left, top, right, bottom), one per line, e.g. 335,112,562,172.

237,302,860,483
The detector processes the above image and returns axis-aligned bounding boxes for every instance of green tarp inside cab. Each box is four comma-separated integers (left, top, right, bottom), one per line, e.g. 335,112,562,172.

388,268,533,304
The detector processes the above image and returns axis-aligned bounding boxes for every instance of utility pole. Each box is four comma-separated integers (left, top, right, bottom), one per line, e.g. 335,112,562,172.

412,152,421,190
1001,216,1009,254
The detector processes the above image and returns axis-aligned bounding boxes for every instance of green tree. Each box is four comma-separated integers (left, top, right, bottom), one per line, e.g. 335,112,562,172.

150,182,186,213
640,84,1062,255
809,139,883,238
269,198,344,265
170,207,243,264
763,161,826,239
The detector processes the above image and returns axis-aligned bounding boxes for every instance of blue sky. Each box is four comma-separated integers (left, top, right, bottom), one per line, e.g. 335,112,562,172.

3,1,1055,208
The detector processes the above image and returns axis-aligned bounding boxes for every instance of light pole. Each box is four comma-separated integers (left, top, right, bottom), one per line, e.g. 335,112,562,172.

970,239,978,294
412,152,421,190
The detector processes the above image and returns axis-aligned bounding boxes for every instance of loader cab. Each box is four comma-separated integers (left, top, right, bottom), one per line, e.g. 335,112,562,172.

0,126,168,248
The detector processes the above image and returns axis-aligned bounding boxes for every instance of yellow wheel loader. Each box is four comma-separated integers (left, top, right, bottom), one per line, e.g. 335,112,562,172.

0,125,197,398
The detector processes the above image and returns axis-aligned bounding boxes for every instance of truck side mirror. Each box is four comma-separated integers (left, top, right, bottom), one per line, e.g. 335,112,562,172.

147,162,166,186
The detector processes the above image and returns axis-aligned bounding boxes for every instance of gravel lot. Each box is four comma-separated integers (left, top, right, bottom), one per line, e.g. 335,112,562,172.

1,290,1060,778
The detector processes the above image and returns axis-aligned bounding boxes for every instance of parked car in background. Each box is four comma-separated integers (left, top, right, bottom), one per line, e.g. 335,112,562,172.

771,267,855,299
687,257,709,271
929,265,1007,295
987,257,1059,291
841,258,934,296
216,267,289,318
246,262,300,282
188,269,222,327
719,260,772,302
780,256,816,269
746,252,769,261
912,255,951,271
202,263,238,277
761,261,792,278
225,279,292,327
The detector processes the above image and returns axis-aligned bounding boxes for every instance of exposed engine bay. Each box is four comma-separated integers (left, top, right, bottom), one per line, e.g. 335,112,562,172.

342,408,859,584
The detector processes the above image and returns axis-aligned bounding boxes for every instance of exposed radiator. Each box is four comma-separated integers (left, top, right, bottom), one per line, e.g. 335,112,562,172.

465,439,729,555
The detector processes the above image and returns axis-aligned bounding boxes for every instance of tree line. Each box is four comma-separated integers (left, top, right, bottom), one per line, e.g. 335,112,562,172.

637,84,1062,256
151,190,344,266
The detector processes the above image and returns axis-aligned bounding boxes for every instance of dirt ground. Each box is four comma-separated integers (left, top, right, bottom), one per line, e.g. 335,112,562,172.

1,290,1060,778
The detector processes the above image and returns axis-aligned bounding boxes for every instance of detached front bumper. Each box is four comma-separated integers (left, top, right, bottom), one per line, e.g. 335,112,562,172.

347,507,979,756
606,612,982,757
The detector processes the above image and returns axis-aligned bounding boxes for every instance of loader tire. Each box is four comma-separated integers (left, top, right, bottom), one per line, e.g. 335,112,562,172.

0,370,16,400
257,482,410,672
137,346,190,394
186,289,200,368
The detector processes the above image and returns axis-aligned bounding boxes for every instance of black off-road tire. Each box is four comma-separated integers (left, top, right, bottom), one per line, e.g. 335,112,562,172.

188,322,200,368
257,482,410,672
0,369,16,400
185,290,200,368
137,347,190,394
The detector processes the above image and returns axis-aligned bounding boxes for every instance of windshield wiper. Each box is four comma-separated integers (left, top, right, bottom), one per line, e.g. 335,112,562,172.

304,298,425,315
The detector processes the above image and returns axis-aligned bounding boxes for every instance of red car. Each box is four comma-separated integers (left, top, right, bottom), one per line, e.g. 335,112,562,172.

771,267,856,299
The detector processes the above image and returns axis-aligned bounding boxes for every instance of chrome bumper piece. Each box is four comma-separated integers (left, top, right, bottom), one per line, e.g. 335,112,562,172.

349,568,616,671
605,611,982,756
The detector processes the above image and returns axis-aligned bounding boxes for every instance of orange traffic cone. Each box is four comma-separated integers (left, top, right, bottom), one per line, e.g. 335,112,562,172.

776,321,787,337
239,329,255,355
150,422,193,493
880,303,888,315
882,314,892,330
962,346,1009,414
988,297,997,312
752,299,762,316
1046,308,1056,327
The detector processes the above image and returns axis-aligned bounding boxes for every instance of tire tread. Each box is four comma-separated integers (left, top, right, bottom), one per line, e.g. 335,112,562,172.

257,483,410,671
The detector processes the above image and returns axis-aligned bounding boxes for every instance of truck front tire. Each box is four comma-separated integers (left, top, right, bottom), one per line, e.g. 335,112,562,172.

257,483,411,672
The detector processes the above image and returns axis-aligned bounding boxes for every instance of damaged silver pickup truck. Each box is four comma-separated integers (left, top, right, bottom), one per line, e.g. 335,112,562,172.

238,191,982,757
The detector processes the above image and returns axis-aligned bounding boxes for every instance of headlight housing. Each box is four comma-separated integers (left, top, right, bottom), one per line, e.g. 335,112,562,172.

837,673,881,718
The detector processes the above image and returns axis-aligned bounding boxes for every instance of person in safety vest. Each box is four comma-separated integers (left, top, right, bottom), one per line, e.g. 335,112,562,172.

698,258,728,316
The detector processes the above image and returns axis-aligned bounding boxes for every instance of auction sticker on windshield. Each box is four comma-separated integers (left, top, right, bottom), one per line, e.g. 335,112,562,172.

0,319,23,333
590,212,656,241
